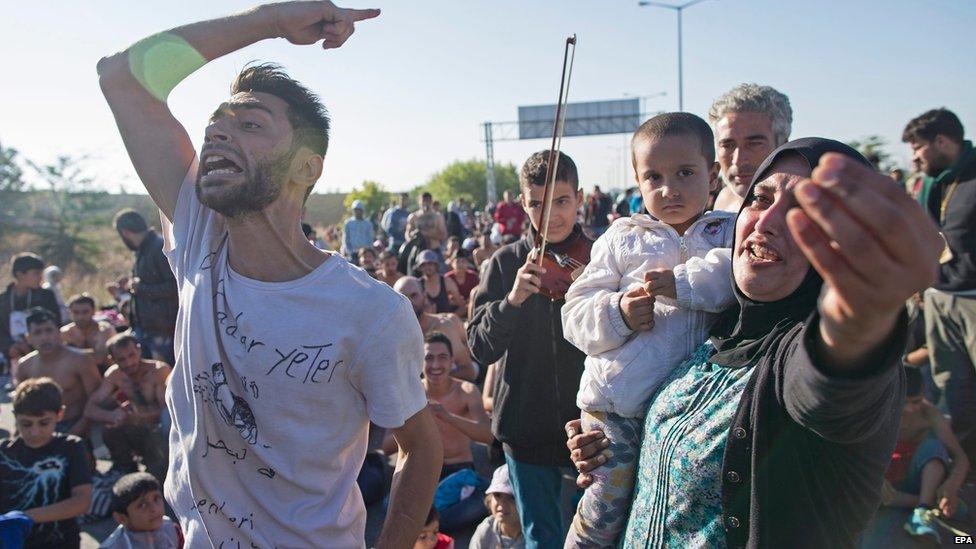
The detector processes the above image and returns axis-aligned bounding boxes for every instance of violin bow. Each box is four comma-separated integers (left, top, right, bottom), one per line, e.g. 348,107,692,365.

535,34,577,266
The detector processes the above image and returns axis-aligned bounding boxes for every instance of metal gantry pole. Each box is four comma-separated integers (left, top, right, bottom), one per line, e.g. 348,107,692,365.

483,122,497,206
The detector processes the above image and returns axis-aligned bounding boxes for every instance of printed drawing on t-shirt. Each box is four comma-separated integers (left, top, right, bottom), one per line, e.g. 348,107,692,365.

211,362,258,444
0,452,68,541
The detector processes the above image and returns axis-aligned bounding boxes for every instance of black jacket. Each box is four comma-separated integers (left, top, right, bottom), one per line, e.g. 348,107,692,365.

445,211,465,240
927,154,976,292
0,284,61,360
467,230,586,467
720,313,905,548
130,230,178,335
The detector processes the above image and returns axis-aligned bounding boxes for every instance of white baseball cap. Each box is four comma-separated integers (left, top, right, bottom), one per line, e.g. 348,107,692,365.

486,464,513,496
416,249,440,266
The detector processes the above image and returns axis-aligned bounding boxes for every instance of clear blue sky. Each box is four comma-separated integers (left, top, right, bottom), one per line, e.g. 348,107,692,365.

1,0,973,199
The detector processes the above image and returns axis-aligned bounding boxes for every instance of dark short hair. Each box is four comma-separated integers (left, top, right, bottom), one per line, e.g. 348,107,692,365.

113,209,149,233
632,112,716,169
107,332,140,354
232,63,331,202
425,505,440,527
358,246,376,258
11,253,44,276
26,307,58,331
68,293,97,309
450,248,472,263
111,472,162,515
232,63,330,157
902,108,964,145
421,192,432,201
905,366,923,398
13,377,63,416
378,250,396,261
520,150,579,190
424,331,453,357
302,222,314,239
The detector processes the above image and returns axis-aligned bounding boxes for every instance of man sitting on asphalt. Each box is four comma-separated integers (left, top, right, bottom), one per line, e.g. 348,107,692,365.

61,293,116,372
384,332,492,532
83,333,171,480
16,308,101,437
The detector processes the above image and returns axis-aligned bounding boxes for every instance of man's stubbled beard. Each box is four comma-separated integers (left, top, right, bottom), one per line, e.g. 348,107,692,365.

196,149,290,218
924,149,954,177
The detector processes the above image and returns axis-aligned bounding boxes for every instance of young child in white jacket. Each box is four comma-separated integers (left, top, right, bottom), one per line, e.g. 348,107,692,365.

563,113,736,548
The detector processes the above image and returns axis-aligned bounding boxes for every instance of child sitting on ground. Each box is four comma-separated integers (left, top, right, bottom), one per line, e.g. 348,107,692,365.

471,464,524,549
562,112,736,547
100,472,183,548
0,377,93,549
881,366,970,544
413,506,454,549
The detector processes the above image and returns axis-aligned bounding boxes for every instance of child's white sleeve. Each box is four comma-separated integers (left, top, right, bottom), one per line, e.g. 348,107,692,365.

562,232,633,355
674,247,735,313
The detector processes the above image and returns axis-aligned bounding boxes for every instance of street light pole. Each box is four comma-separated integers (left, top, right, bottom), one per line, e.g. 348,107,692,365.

677,7,682,110
638,0,713,111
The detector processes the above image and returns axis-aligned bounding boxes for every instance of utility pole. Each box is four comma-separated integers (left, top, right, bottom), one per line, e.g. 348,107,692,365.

638,0,713,111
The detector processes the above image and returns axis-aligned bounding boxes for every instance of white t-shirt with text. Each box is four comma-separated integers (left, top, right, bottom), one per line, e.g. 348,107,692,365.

161,162,427,548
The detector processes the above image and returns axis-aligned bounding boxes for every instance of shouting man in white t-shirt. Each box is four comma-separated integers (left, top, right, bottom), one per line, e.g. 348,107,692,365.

96,3,442,547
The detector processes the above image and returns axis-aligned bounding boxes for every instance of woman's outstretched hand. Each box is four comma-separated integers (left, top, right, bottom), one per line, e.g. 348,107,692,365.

787,153,941,369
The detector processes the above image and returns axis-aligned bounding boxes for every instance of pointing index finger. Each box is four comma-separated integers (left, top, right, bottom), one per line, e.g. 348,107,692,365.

346,8,381,22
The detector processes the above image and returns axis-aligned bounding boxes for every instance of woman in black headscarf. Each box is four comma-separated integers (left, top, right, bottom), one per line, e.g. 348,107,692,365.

567,138,942,548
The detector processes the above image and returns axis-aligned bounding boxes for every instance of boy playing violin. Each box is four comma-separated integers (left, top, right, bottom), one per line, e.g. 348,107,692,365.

467,150,590,549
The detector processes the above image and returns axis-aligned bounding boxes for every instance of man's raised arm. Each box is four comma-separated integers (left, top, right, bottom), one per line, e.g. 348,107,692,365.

97,2,378,221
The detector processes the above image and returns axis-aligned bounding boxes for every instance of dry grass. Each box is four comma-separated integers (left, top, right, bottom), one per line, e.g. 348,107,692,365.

0,191,349,304
0,226,133,305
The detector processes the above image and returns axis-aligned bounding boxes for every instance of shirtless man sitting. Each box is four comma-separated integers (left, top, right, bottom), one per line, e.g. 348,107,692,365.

16,308,101,437
385,331,492,474
61,293,115,371
383,332,492,532
394,276,476,381
406,192,448,246
84,333,171,480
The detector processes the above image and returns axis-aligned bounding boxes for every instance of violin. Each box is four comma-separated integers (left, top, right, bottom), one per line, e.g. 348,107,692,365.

537,227,592,301
533,34,592,301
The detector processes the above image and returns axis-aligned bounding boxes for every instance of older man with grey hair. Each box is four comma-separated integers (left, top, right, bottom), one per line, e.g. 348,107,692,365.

709,83,793,211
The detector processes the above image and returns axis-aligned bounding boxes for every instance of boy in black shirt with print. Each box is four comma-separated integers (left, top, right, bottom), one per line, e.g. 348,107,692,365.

0,377,92,548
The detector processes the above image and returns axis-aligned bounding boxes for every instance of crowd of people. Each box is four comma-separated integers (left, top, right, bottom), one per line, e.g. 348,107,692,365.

0,2,973,549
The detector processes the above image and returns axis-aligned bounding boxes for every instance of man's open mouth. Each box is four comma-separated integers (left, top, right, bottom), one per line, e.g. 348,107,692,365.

201,152,244,177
